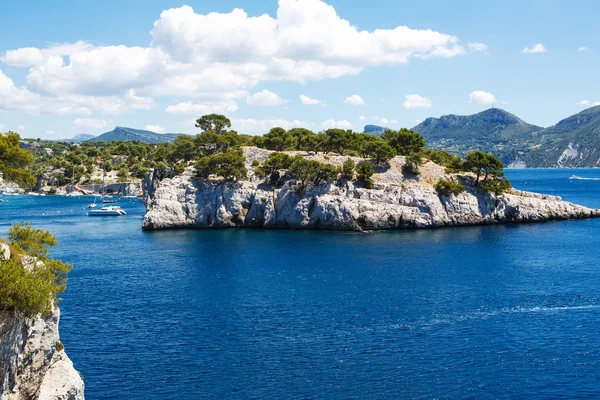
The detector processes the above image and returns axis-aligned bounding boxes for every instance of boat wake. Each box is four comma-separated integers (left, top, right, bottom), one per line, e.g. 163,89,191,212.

570,175,600,180
281,304,600,343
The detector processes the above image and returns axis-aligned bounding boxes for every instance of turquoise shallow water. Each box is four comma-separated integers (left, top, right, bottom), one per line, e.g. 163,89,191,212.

1,169,600,399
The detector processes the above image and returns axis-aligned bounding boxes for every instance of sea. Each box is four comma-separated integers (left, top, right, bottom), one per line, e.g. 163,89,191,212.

1,169,600,399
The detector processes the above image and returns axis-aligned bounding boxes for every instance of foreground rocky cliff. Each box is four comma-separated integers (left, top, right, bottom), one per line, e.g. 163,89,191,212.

0,246,84,400
142,148,600,231
0,309,84,400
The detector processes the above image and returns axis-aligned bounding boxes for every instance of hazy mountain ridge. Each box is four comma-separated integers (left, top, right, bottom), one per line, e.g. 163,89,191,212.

88,127,184,144
363,125,387,136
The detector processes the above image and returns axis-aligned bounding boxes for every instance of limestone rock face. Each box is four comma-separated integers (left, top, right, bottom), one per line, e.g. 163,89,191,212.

0,307,84,400
142,153,600,231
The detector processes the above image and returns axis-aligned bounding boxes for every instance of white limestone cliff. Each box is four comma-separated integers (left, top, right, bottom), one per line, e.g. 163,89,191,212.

0,245,84,400
142,148,600,231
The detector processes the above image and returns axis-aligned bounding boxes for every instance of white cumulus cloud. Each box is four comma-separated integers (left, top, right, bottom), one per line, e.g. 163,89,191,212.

468,42,488,52
145,124,166,133
522,43,547,53
403,94,432,109
165,101,239,116
232,118,310,135
246,89,287,106
0,1,470,118
578,47,588,52
321,119,353,129
73,118,110,130
344,94,365,106
469,90,496,105
300,94,325,106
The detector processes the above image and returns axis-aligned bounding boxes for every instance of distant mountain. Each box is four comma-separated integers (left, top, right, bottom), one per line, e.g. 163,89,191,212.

517,106,600,167
412,108,544,165
363,125,387,136
88,127,184,144
62,133,96,143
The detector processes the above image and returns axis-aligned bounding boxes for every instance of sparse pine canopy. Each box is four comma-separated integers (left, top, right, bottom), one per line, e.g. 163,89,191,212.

195,114,232,134
342,158,355,179
18,113,512,195
403,154,423,176
263,127,297,151
0,131,36,187
435,179,466,196
381,128,426,156
363,141,396,165
289,157,338,191
356,160,374,189
194,149,247,182
464,150,505,187
0,223,72,316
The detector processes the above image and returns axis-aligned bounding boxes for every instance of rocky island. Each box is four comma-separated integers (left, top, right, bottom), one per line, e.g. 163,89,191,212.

142,147,600,231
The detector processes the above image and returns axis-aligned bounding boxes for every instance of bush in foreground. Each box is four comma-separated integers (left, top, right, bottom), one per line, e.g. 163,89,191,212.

0,223,71,316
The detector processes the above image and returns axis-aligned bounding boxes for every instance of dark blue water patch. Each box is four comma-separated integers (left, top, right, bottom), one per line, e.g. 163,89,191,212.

1,170,600,399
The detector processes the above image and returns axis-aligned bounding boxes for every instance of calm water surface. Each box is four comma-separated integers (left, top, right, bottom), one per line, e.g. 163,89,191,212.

1,169,600,399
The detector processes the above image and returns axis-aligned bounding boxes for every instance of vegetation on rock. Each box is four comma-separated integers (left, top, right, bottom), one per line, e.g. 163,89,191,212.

434,179,466,196
0,132,36,187
0,223,71,316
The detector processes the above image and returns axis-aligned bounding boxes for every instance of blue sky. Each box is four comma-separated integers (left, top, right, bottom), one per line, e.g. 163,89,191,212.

0,0,599,139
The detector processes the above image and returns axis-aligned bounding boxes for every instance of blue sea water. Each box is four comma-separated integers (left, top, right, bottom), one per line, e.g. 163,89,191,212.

2,169,600,399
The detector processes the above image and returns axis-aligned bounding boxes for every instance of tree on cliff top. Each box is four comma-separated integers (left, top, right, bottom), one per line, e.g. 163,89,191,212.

0,131,36,187
464,150,505,187
195,114,232,134
0,223,71,316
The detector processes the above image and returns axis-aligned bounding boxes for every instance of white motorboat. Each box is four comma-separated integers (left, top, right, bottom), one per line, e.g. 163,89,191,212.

88,205,126,216
66,191,84,197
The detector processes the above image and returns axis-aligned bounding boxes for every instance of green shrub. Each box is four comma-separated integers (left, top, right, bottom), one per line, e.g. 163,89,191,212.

251,160,260,167
194,149,247,181
56,342,64,352
434,179,465,195
0,223,71,316
289,157,339,191
356,161,374,189
363,141,396,165
342,158,355,179
403,154,423,176
174,163,186,175
481,176,512,196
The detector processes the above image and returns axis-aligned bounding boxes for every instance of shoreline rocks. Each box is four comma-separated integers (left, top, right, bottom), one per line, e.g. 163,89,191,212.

142,150,600,231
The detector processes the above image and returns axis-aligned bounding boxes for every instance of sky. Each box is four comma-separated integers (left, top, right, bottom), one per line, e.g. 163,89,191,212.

0,0,599,139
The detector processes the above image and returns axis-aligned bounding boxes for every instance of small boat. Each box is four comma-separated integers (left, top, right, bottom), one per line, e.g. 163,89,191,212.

570,175,581,179
27,192,40,196
66,191,84,197
88,162,126,217
122,195,138,199
88,205,126,216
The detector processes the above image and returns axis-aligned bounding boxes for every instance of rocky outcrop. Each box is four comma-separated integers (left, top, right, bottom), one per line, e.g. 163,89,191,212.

142,149,600,231
0,307,84,400
0,246,84,400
